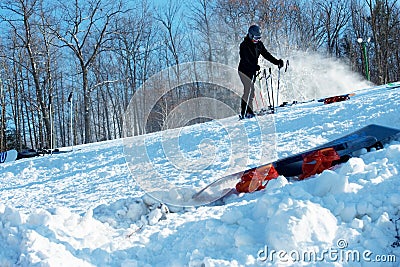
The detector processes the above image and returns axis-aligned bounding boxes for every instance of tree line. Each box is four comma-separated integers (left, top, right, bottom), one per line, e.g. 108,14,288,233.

0,0,399,151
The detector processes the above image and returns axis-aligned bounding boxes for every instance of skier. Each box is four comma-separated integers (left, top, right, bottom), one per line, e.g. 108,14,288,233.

238,25,284,119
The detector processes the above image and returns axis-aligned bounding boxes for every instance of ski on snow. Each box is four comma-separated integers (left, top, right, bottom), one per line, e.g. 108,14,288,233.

192,124,400,204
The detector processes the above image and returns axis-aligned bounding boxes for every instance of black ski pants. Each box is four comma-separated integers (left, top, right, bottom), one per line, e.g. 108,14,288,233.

239,71,255,116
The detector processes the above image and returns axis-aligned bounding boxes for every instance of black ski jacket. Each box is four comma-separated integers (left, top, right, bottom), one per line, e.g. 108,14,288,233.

238,35,280,77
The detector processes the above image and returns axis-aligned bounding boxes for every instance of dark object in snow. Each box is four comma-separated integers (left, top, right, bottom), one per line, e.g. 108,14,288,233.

318,93,355,105
0,149,18,163
391,218,400,248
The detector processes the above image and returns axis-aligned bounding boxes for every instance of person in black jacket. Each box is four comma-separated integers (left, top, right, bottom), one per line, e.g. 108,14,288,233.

238,25,284,118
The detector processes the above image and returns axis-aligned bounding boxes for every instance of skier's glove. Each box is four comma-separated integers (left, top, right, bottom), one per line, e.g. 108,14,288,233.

256,65,260,71
277,59,284,69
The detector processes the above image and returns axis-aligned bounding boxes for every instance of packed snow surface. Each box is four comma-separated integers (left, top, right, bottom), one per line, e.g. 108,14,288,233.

1,79,400,266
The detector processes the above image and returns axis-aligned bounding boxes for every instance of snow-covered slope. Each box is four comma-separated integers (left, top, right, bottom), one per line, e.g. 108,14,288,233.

1,82,400,266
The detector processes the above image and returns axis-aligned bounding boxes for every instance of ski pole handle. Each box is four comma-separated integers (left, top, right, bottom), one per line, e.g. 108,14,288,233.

256,70,262,80
263,68,271,81
285,60,289,72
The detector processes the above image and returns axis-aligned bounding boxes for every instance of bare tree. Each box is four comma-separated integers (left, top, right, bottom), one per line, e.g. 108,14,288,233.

155,0,185,71
365,0,400,83
49,0,125,143
318,0,351,56
212,0,251,65
112,0,155,136
188,0,216,62
0,0,55,148
0,76,6,151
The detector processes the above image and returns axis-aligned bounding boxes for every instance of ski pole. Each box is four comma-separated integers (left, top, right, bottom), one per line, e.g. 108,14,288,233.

263,69,272,110
253,71,262,112
243,89,251,119
285,59,289,72
257,72,266,111
254,71,267,113
276,60,289,111
254,92,260,111
277,66,281,111
269,67,275,113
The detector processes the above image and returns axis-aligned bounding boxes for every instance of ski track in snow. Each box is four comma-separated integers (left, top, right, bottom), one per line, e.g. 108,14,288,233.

0,83,400,266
